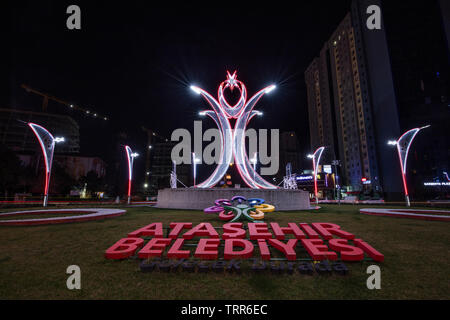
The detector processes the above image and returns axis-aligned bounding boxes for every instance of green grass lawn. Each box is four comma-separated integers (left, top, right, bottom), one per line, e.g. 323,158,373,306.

0,204,448,300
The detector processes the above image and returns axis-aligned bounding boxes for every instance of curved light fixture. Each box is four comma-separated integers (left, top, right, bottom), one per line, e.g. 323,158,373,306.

27,123,56,207
190,71,278,189
124,145,138,204
391,125,430,207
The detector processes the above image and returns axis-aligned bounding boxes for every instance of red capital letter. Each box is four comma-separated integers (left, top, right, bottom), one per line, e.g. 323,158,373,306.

224,239,254,259
194,238,220,259
328,239,364,261
138,238,172,259
301,238,338,260
127,222,163,238
268,239,298,260
167,238,191,259
222,222,246,239
354,239,384,262
183,223,219,239
168,222,192,239
270,223,305,240
105,237,144,259
257,239,271,260
248,223,273,240
299,223,320,238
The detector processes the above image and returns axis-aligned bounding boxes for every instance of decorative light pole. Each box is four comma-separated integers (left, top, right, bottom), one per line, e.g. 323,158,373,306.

388,125,430,207
192,152,201,187
27,122,65,207
124,146,139,204
308,146,325,205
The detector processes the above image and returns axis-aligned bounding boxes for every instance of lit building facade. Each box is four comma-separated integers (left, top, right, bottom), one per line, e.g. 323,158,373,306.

305,0,402,198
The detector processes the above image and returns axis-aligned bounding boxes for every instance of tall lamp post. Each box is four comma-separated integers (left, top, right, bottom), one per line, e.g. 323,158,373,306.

192,152,201,187
27,122,65,207
308,146,325,205
125,145,139,204
388,125,430,207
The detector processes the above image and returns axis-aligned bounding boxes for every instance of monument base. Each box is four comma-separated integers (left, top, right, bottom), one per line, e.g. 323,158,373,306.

157,188,311,211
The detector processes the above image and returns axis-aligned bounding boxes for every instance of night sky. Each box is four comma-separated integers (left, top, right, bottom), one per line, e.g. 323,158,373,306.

6,0,354,160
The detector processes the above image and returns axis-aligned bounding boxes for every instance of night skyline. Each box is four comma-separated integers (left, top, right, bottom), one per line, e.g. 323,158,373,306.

6,1,354,157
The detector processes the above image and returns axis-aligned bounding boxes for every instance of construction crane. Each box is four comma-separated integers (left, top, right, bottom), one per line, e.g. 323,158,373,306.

21,84,109,120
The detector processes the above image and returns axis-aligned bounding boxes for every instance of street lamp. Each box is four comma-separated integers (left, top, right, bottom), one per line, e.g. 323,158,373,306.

192,152,201,187
27,122,65,207
308,147,325,205
125,146,139,204
387,125,430,207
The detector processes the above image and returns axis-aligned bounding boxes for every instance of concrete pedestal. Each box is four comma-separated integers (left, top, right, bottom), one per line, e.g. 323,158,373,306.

157,188,311,211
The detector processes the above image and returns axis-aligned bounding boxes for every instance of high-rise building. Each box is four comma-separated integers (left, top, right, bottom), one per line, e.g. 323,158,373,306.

305,0,403,198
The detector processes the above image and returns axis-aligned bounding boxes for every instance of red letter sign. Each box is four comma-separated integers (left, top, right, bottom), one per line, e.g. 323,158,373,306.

105,237,144,259
224,239,254,259
195,238,220,259
301,238,338,260
183,223,219,239
328,239,364,261
128,223,163,238
138,238,172,259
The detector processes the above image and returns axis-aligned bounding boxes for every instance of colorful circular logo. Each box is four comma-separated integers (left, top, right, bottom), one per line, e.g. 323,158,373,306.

204,196,275,222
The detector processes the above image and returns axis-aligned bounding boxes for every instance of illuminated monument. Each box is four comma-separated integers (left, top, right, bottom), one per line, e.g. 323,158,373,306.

157,71,311,210
191,71,277,189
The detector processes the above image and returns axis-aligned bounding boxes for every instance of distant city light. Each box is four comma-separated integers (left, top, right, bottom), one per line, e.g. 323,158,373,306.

264,84,276,94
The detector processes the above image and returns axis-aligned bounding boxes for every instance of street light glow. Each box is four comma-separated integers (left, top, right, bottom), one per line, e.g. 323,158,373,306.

55,137,65,143
190,85,202,94
387,140,397,146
